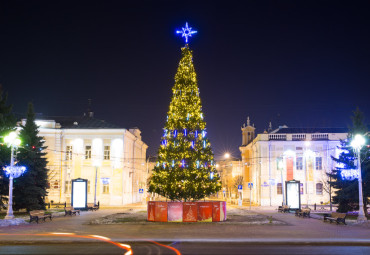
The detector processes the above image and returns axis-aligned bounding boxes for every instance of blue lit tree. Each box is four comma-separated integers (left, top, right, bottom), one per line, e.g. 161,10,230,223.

329,108,369,215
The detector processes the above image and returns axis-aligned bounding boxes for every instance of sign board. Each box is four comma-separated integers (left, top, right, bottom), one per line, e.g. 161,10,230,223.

261,181,269,187
71,178,87,209
248,182,253,189
286,180,301,210
238,185,243,192
139,188,144,194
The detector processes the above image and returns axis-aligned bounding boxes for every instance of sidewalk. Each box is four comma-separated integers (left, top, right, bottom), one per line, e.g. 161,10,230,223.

0,205,369,244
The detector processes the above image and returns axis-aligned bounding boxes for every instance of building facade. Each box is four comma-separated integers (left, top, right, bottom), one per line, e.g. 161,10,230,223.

216,158,243,199
23,114,148,206
239,118,347,206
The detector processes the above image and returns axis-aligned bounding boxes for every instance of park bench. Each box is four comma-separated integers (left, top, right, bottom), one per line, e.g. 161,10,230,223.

64,206,80,216
323,212,347,225
295,208,311,218
278,205,290,213
87,203,99,211
29,210,52,224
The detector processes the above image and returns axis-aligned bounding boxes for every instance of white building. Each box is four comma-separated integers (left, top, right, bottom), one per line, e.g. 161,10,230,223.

239,119,347,207
24,113,148,206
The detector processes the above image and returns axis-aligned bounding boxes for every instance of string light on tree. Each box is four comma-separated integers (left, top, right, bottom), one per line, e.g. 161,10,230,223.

149,24,221,201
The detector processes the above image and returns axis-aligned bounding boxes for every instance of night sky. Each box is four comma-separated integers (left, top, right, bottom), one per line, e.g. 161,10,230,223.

1,1,369,158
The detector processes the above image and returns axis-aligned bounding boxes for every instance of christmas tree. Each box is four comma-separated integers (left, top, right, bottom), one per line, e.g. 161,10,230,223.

149,37,221,201
329,108,369,215
0,85,16,209
13,103,49,211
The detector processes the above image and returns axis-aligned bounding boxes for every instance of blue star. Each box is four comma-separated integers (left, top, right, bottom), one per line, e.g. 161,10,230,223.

176,22,197,43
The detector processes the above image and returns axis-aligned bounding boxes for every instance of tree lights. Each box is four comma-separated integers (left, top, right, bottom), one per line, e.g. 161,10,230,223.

148,30,221,201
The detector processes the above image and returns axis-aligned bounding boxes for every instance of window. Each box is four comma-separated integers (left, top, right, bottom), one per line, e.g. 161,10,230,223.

104,146,110,160
277,183,282,194
103,183,109,194
300,183,304,194
87,180,91,193
65,180,71,193
315,157,322,170
276,158,283,170
85,145,92,159
316,183,323,195
66,146,73,160
296,157,303,170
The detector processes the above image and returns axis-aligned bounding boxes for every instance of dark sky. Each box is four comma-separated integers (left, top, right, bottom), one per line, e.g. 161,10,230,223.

1,1,369,158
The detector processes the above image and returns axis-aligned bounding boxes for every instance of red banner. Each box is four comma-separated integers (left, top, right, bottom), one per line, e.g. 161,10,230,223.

197,202,213,222
212,202,221,222
154,202,168,222
183,202,198,222
286,157,294,181
168,202,183,222
147,201,155,221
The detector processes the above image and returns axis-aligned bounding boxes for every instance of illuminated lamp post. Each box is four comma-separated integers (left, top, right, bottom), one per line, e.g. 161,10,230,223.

350,134,367,222
3,132,26,219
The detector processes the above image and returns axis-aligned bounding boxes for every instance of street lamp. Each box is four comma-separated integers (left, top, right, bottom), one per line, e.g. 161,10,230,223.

224,153,230,159
3,132,26,219
350,134,367,222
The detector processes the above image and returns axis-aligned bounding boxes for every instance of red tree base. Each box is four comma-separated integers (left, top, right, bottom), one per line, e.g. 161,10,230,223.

147,201,227,222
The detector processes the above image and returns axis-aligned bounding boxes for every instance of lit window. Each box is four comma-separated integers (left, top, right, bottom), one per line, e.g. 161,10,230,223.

296,157,303,170
85,145,92,159
315,157,322,170
66,146,73,160
316,183,323,195
103,184,109,194
277,183,282,194
104,146,110,160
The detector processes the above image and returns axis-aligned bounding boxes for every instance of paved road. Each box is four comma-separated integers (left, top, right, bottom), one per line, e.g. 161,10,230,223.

0,205,369,255
1,243,370,255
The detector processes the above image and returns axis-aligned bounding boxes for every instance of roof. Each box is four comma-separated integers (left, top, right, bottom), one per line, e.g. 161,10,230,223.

271,127,348,134
41,116,122,129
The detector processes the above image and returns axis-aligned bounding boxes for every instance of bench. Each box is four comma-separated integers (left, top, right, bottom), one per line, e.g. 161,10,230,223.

87,203,99,211
64,206,80,216
295,208,311,218
323,212,346,225
29,210,52,224
278,205,290,213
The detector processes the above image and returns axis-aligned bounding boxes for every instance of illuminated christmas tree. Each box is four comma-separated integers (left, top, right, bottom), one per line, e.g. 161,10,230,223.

149,23,221,201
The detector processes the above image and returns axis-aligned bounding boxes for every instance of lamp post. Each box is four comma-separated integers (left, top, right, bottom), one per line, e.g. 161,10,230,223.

304,141,311,208
351,134,367,222
93,160,101,206
3,132,26,220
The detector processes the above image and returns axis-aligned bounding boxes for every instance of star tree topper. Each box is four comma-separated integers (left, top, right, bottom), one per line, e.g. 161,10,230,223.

176,22,197,43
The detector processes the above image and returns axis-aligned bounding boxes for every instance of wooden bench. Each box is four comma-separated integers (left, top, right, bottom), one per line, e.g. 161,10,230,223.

295,208,311,218
278,205,290,213
29,210,52,224
87,203,99,211
64,206,80,216
324,212,347,225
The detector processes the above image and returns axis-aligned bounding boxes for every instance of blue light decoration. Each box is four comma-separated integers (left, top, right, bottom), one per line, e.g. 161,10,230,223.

163,162,166,168
202,130,206,138
196,161,200,168
341,169,359,180
176,22,197,44
163,129,167,137
184,129,187,136
210,172,214,180
172,160,175,167
156,162,159,167
200,113,203,119
4,166,26,178
174,130,178,138
195,130,198,137
187,113,190,120
191,140,195,149
203,140,206,148
182,159,185,168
